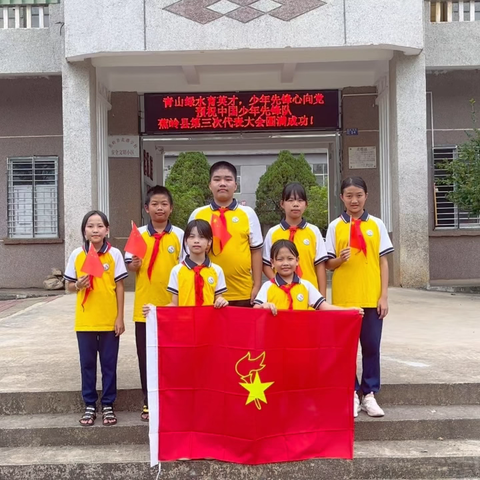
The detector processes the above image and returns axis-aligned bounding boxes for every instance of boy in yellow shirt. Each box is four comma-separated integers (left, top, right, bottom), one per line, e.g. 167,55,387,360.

125,186,184,421
188,161,263,307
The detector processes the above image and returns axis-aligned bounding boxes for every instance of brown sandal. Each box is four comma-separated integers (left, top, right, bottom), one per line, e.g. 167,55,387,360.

102,405,117,426
79,405,96,426
141,405,149,422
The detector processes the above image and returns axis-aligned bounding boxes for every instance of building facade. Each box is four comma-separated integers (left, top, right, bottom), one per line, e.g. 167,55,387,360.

0,0,479,289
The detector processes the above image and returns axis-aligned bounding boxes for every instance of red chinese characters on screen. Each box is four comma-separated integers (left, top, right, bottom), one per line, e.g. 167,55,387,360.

156,93,326,131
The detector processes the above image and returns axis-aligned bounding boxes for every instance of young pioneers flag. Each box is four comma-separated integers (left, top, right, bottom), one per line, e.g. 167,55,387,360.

147,306,362,466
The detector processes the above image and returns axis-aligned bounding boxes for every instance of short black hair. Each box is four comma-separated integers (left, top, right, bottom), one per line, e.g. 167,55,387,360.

341,176,368,194
144,185,173,206
81,210,109,240
209,161,237,180
270,239,299,260
281,182,308,202
183,219,213,252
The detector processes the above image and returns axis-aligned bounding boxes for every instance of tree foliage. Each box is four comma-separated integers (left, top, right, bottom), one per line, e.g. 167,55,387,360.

165,152,211,228
304,184,329,233
440,101,480,216
255,150,317,226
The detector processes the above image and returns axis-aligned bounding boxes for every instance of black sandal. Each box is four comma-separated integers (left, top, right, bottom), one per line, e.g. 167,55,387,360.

102,405,117,426
141,405,149,422
79,405,96,426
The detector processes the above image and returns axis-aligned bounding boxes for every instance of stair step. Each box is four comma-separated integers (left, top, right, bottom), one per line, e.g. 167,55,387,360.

0,440,479,479
1,384,479,415
1,406,480,448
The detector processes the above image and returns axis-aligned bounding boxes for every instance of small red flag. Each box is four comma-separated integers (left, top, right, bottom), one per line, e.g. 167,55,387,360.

211,214,231,253
81,243,105,278
350,219,367,256
125,221,148,259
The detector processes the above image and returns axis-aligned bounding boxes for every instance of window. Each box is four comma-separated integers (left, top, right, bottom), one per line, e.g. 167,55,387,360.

430,1,480,22
235,166,241,194
0,5,49,29
433,146,480,229
311,163,328,187
7,157,59,238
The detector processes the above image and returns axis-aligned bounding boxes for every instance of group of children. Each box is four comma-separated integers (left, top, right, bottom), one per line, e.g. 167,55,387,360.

64,161,393,427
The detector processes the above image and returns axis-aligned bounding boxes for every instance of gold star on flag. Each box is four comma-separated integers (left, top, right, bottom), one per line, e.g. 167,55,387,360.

240,372,274,407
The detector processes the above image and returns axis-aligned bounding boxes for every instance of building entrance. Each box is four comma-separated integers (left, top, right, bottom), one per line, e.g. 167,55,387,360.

140,131,342,230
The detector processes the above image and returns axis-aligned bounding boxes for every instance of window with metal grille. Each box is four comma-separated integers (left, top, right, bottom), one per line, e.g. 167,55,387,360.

0,5,50,29
433,146,480,229
311,163,328,187
7,156,59,238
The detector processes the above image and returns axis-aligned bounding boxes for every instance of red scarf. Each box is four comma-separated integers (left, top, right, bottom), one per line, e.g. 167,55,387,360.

193,264,206,306
271,278,296,310
211,207,231,253
147,231,167,281
287,225,303,277
350,218,367,256
81,242,111,310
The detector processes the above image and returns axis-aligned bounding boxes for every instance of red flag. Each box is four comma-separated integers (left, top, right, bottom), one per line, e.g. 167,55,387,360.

349,218,367,256
124,221,147,259
146,307,361,466
81,243,105,278
211,214,231,253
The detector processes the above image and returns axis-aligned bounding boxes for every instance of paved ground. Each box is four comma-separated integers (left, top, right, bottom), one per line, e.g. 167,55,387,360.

0,288,479,393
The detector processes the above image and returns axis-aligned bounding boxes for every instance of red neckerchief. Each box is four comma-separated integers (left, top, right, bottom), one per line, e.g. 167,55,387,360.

287,225,303,278
81,242,111,310
211,207,232,253
193,264,206,306
147,231,167,281
271,277,296,310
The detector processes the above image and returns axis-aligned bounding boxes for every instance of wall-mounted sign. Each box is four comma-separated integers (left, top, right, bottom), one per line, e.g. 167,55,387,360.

346,128,359,136
143,91,340,135
108,136,139,158
349,146,377,169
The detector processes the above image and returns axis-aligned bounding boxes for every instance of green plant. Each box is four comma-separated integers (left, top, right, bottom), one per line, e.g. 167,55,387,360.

305,185,329,232
440,100,480,216
255,150,317,226
165,152,211,228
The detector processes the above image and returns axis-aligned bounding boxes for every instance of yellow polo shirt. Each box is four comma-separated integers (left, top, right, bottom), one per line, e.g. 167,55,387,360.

189,199,263,301
325,211,394,308
263,219,328,286
167,256,227,307
64,242,128,332
254,274,325,310
125,221,184,322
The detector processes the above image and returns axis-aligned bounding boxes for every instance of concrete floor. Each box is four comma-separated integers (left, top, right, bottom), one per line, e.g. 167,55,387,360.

0,288,479,393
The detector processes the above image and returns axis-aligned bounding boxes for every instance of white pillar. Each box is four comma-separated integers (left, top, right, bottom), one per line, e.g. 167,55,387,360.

96,81,111,219
62,60,97,261
376,74,392,233
389,52,429,287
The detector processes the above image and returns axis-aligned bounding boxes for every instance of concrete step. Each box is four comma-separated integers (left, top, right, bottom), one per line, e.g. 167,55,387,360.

0,440,479,479
1,406,480,448
2,384,479,415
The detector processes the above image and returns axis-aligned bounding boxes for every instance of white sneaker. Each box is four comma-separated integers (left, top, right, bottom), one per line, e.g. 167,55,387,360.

354,392,361,418
361,392,385,417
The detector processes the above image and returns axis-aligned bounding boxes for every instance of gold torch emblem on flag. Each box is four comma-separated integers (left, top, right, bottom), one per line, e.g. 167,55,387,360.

235,352,274,411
